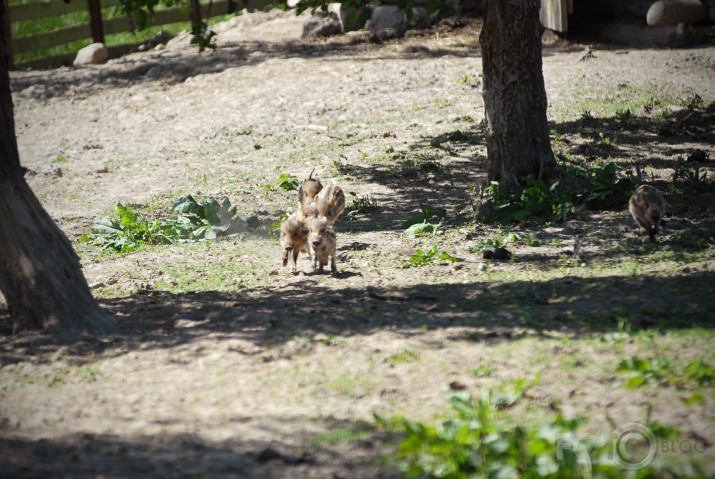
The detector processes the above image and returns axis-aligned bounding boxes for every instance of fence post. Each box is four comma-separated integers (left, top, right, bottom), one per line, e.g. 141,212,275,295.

1,0,11,68
88,0,104,44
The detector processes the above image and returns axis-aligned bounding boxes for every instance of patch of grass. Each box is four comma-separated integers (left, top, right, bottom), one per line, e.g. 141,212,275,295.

319,335,346,347
326,373,360,396
75,365,101,381
9,0,237,64
389,350,420,364
52,155,69,164
471,365,496,378
311,426,371,446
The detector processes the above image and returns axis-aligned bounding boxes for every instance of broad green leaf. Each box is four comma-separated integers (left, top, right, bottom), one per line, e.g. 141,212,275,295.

404,222,436,237
438,251,457,263
402,211,430,229
92,217,122,235
203,198,221,225
624,375,647,389
685,393,705,405
117,203,138,229
172,195,204,217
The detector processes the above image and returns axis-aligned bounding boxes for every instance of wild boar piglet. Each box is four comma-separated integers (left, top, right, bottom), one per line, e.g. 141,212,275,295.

315,185,345,226
280,215,310,272
628,185,666,242
307,217,337,274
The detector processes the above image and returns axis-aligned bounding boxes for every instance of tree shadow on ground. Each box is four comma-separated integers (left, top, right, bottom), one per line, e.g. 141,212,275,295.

1,270,713,364
552,101,715,166
0,416,398,479
337,98,714,235
335,125,487,233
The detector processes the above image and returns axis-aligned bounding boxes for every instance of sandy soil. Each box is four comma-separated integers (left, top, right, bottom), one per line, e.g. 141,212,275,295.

1,11,714,478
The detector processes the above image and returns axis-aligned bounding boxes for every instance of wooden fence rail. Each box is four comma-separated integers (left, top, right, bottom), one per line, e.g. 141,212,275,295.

5,0,273,69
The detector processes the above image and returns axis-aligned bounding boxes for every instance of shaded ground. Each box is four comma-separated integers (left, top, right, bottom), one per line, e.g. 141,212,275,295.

1,11,715,478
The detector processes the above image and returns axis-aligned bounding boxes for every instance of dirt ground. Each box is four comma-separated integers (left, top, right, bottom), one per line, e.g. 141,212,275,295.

1,10,715,478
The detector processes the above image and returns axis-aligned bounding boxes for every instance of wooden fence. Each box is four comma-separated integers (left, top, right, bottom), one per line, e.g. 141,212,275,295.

4,0,274,69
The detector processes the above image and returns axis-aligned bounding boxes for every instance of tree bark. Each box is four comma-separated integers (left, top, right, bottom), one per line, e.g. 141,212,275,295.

0,4,115,336
480,0,556,186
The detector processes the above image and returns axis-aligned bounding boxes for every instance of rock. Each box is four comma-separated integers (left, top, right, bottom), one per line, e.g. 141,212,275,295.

365,5,405,33
329,2,371,32
73,43,108,66
302,12,343,38
646,0,708,26
629,0,659,18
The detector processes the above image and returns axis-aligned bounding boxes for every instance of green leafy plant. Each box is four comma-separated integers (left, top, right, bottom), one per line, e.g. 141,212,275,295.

84,195,242,253
403,244,458,268
596,132,613,146
568,162,636,210
483,176,572,224
377,382,706,479
344,193,380,218
265,173,301,192
682,359,715,387
403,204,447,237
616,356,715,389
580,109,594,122
615,108,633,124
471,232,523,252
616,356,676,389
480,161,637,224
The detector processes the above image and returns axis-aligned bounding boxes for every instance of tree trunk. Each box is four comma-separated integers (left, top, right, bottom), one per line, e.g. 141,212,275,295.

480,0,556,186
0,4,115,336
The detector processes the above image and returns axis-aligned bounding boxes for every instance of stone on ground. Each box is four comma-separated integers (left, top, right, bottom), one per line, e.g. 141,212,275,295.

646,0,708,26
73,43,108,66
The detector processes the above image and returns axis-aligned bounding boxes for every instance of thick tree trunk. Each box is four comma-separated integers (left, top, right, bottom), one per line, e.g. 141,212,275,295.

0,5,115,336
480,0,556,186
